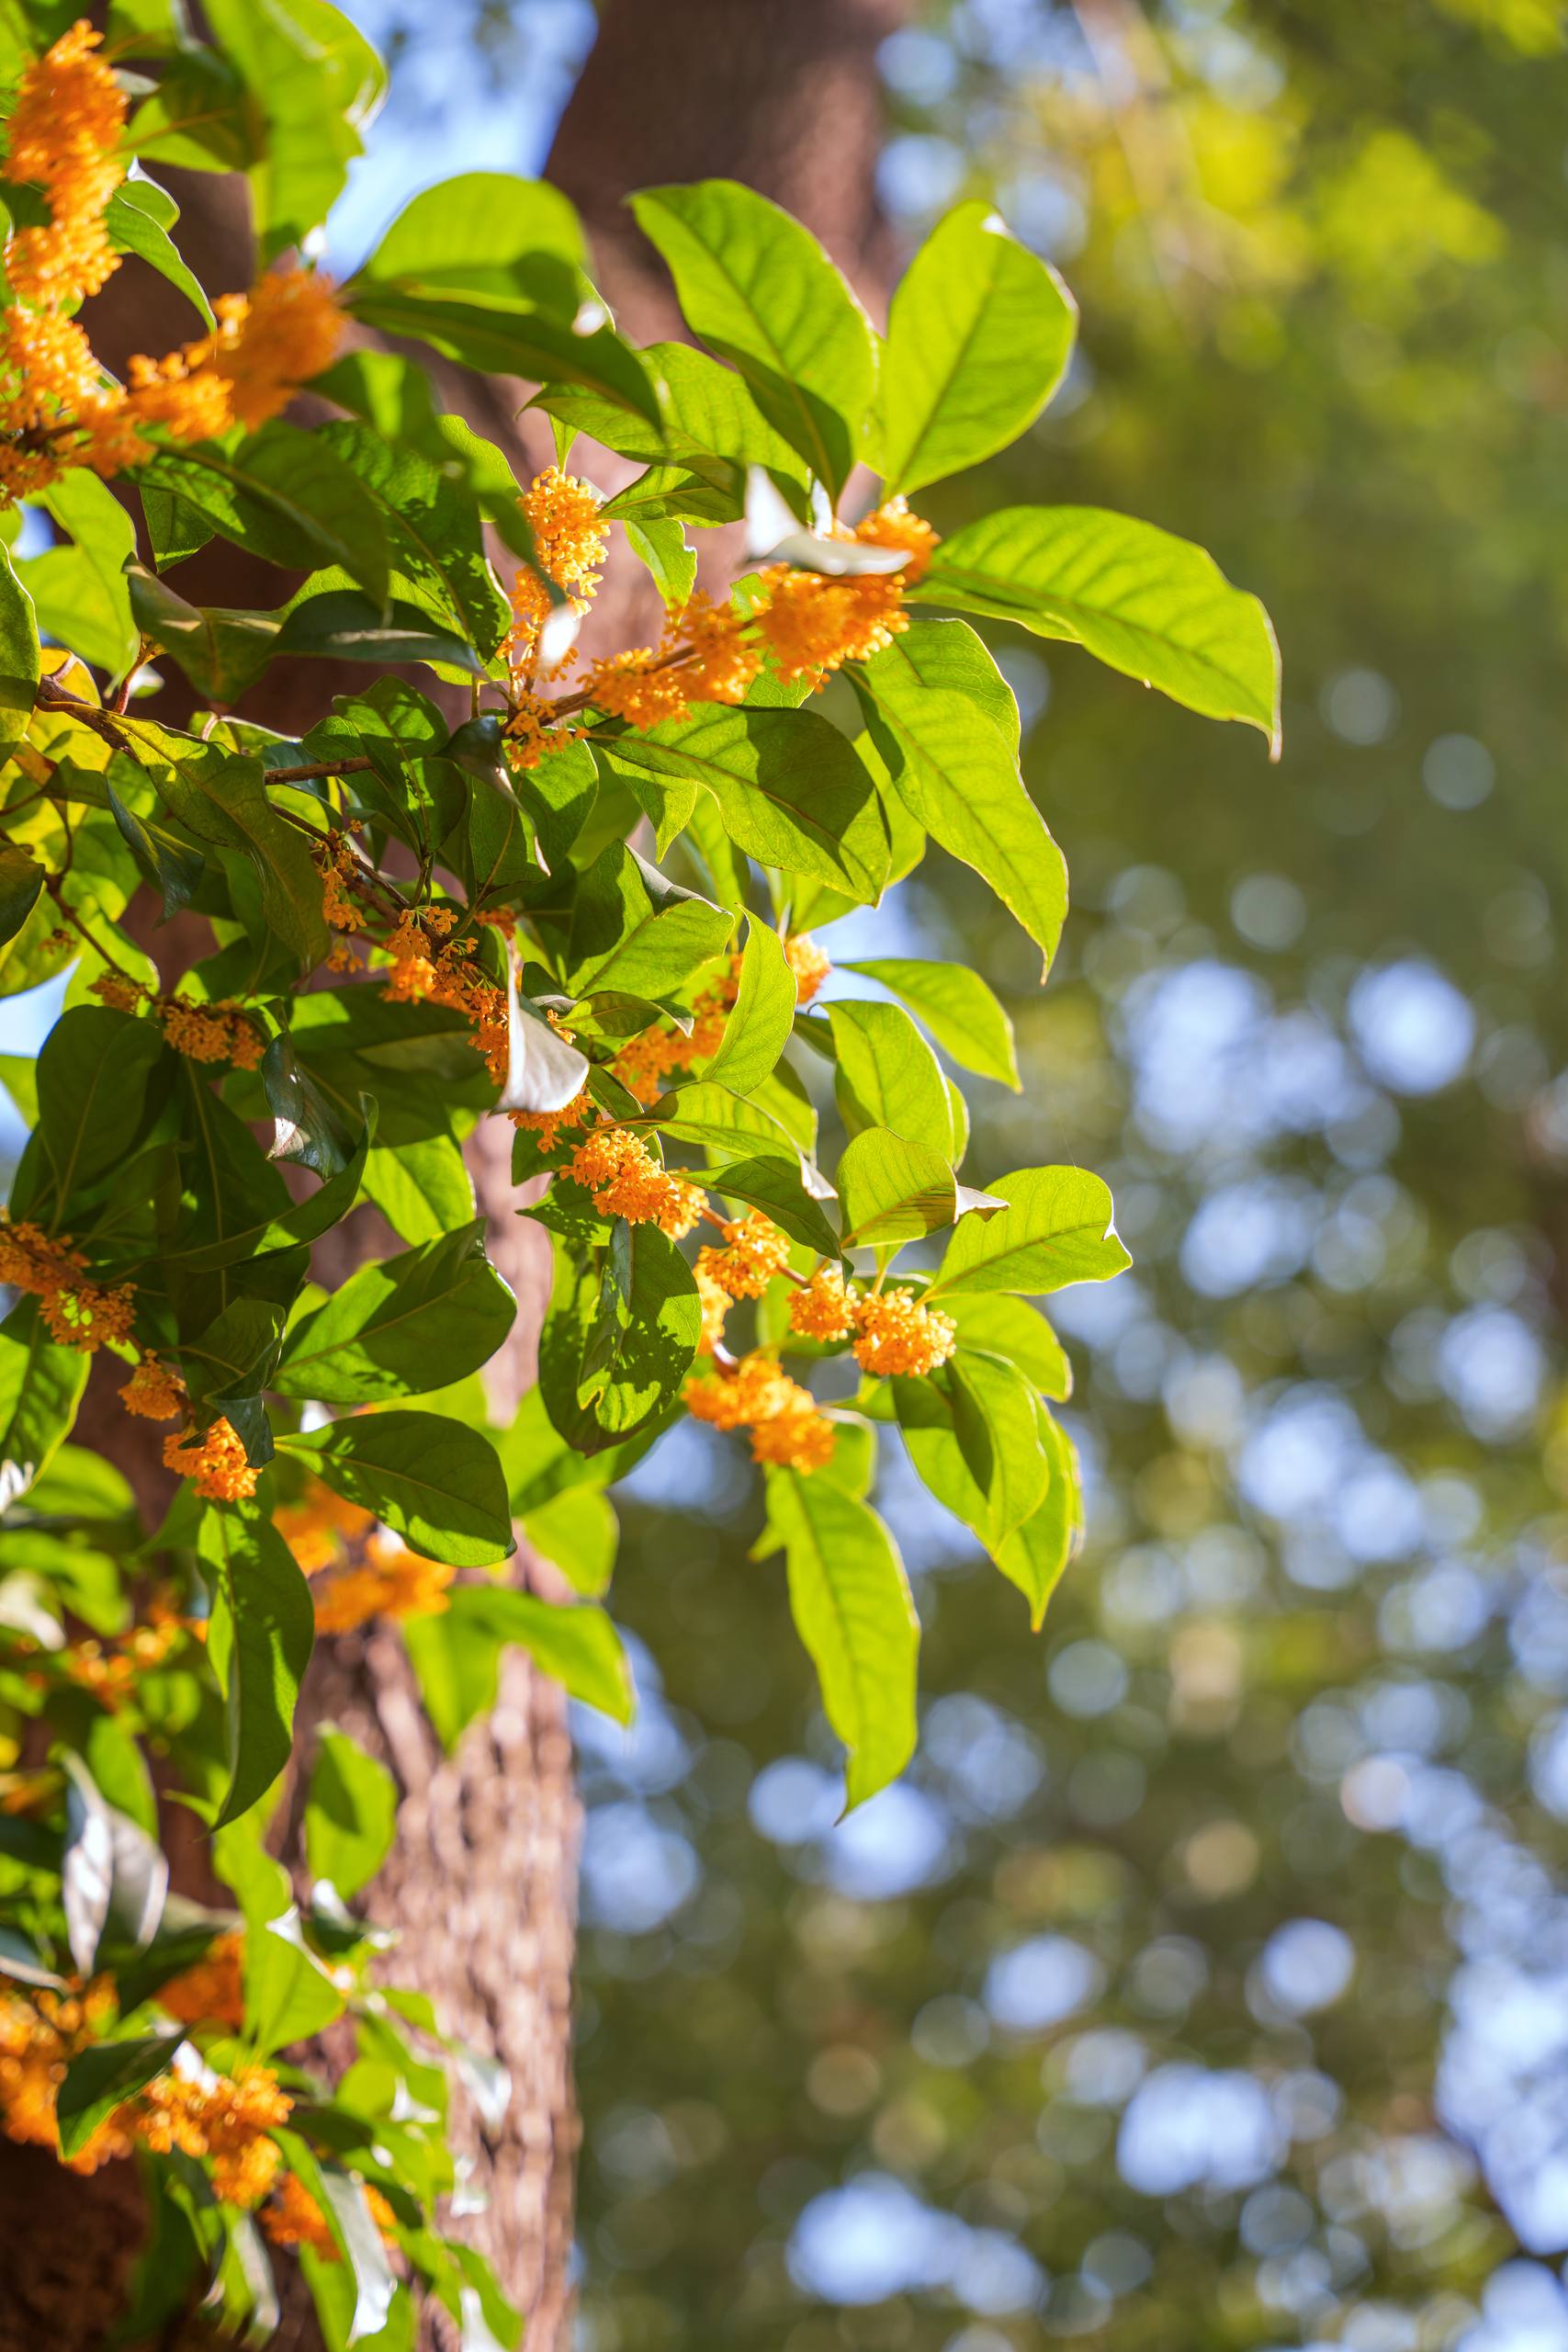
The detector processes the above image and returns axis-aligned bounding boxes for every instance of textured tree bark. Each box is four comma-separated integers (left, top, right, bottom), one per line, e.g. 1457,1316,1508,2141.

1,5,903,2342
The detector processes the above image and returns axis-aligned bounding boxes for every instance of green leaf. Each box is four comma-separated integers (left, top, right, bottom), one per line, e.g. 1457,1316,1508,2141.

625,517,697,611
201,0,385,262
0,540,39,756
566,842,733,999
0,842,44,947
840,957,1020,1090
534,338,808,488
946,1293,1072,1398
838,1127,964,1249
947,1351,1053,1544
33,1005,165,1207
56,2031,184,2163
700,915,795,1094
928,1166,1132,1297
449,1588,633,1724
147,424,390,611
852,624,1066,978
881,201,1077,494
630,180,877,495
712,1153,841,1258
636,1078,805,1167
767,1471,918,1809
601,707,888,903
0,1301,89,1511
305,1727,398,1899
352,170,586,306
359,1134,474,1246
520,1486,617,1598
585,1223,702,1435
151,751,330,974
200,1505,316,1829
348,286,660,425
107,177,216,327
918,504,1282,749
272,2133,397,2346
829,1000,955,1158
318,417,512,656
107,774,206,923
284,1412,515,1567
24,474,138,676
274,1222,516,1405
994,1403,1083,1627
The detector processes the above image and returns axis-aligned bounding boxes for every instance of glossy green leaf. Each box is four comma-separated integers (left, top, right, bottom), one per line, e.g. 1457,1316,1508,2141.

201,0,385,261
359,1134,474,1245
767,1470,918,1809
838,1127,968,1249
451,1588,633,1723
881,201,1077,493
629,180,877,495
148,424,391,610
348,284,660,424
25,474,138,677
107,177,216,326
521,1486,618,1598
0,540,39,756
107,775,206,923
33,1006,165,1206
995,1402,1084,1628
200,1505,316,1829
840,956,1020,1090
852,624,1066,978
701,916,796,1094
601,706,888,903
152,750,330,974
829,1000,955,1158
353,171,586,305
0,843,44,948
305,1727,398,1899
946,1293,1072,1399
0,1300,89,1511
284,1411,515,1566
919,504,1282,748
928,1166,1132,1297
567,843,733,998
275,1222,516,1404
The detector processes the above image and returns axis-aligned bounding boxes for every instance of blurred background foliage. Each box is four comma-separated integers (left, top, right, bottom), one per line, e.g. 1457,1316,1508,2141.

559,8,1568,2348
27,0,1568,2344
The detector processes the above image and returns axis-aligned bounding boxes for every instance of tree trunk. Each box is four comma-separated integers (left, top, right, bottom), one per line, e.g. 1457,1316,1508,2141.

2,6,902,2343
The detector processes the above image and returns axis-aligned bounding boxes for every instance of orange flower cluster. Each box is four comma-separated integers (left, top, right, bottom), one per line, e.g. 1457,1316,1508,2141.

567,1128,703,1238
262,2169,399,2256
788,1265,859,1342
683,1351,836,1473
507,466,610,678
0,1981,289,2199
119,1355,186,1421
312,1534,454,1635
784,933,831,1006
87,973,265,1069
62,1609,181,1709
159,1932,245,2031
2,22,124,308
750,502,933,690
585,589,762,728
850,1287,957,1378
695,1266,731,1355
381,910,510,1084
315,830,367,933
0,1214,134,1351
163,1417,258,1504
0,26,342,503
274,1477,376,1576
510,1084,596,1153
697,1213,791,1301
611,964,738,1106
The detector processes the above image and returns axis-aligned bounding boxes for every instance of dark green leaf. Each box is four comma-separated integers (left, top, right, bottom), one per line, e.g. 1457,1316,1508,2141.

348,285,660,425
56,2031,184,2162
200,1504,316,1828
305,1727,398,1899
0,842,44,948
274,1222,516,1405
34,1006,165,1206
283,1411,515,1566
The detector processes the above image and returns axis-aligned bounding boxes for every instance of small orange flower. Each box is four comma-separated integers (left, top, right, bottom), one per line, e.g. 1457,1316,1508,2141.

163,1419,258,1504
788,1266,859,1343
850,1289,957,1378
784,933,831,1006
312,1535,454,1635
749,1406,837,1473
273,1477,376,1577
568,1128,703,1238
159,1932,245,2030
695,1267,730,1355
119,1357,186,1422
682,1351,803,1432
696,1213,790,1300
0,1214,135,1352
511,1085,596,1153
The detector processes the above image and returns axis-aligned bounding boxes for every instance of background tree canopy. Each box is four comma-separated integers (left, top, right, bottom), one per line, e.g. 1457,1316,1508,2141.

0,1,1562,2349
